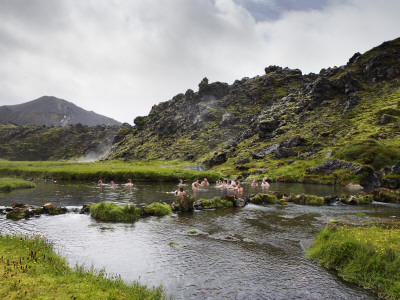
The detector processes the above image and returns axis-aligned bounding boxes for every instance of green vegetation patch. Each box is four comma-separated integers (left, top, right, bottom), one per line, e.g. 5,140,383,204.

90,202,140,222
370,189,400,203
307,224,400,300
0,234,164,299
144,202,173,216
288,194,325,206
336,139,400,170
0,159,220,182
0,177,35,193
251,193,278,204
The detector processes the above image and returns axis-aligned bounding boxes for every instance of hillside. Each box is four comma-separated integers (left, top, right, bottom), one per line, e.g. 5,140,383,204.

107,37,400,187
0,96,121,126
0,123,120,161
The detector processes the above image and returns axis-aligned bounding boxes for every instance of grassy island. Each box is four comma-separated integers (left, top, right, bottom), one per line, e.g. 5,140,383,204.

307,224,400,300
0,177,35,193
0,234,165,299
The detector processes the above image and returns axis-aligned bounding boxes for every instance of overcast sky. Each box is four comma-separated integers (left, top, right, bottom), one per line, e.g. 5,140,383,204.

1,0,399,124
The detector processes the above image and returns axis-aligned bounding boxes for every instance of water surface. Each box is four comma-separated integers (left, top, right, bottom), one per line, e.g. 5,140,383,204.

1,181,398,299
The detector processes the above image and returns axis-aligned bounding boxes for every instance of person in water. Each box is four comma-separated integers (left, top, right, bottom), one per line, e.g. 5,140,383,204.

261,177,270,189
251,179,258,187
192,179,200,190
236,182,244,195
98,180,103,187
201,178,209,187
126,179,133,187
175,187,186,196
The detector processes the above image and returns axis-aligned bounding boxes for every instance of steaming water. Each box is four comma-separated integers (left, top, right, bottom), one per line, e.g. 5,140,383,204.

1,181,399,299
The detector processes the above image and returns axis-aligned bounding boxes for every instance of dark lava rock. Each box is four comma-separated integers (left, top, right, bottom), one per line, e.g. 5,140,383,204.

391,161,400,174
265,65,282,74
258,117,280,139
309,159,358,175
207,152,227,167
251,143,280,159
274,147,292,159
348,52,361,64
355,166,382,189
235,156,250,165
382,178,399,189
343,93,359,114
281,136,306,148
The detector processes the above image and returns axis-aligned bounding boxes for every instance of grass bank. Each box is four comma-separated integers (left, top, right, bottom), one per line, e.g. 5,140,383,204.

0,177,35,193
0,159,220,182
0,234,165,299
307,224,400,300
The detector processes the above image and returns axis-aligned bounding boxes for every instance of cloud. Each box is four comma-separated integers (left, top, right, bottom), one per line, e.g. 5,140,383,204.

0,0,399,123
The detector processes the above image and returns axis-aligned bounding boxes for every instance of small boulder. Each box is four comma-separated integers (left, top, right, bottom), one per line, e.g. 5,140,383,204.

43,203,54,210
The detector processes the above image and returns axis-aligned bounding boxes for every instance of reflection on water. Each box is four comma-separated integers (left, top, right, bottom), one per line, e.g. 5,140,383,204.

1,181,398,299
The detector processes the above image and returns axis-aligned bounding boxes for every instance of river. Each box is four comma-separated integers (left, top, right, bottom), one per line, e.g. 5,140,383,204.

1,181,399,299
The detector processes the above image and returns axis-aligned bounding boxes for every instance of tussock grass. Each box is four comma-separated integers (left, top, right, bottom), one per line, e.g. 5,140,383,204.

0,234,165,299
307,224,400,300
0,177,35,192
251,193,278,204
90,202,140,222
144,202,172,216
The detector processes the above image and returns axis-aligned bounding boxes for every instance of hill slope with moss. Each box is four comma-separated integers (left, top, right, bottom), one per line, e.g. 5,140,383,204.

108,37,400,187
0,123,119,161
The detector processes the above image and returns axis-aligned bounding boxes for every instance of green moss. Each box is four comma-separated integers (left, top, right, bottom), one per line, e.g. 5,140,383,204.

187,229,197,234
251,193,277,204
199,199,214,209
6,212,29,220
144,202,172,216
336,139,400,170
356,195,373,204
371,190,400,203
278,199,288,205
291,194,325,206
90,202,140,222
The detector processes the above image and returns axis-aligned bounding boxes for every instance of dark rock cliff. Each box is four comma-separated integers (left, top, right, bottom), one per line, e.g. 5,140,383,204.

107,37,400,175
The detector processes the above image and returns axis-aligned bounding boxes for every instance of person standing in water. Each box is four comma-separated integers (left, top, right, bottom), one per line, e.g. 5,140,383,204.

261,177,270,190
126,179,133,187
192,179,200,190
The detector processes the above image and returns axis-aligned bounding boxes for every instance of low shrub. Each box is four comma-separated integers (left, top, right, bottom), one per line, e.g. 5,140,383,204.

144,202,172,216
90,202,140,222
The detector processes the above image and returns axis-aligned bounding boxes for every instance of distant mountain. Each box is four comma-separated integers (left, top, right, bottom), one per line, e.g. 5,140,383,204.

0,96,121,126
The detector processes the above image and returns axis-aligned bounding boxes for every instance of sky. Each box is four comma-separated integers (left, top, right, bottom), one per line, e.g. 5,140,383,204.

0,0,399,124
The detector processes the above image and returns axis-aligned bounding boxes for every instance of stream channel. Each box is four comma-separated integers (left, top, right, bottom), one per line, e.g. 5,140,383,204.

1,181,399,299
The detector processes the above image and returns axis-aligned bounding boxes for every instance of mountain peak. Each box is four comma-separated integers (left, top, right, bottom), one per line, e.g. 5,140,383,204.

0,96,121,127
